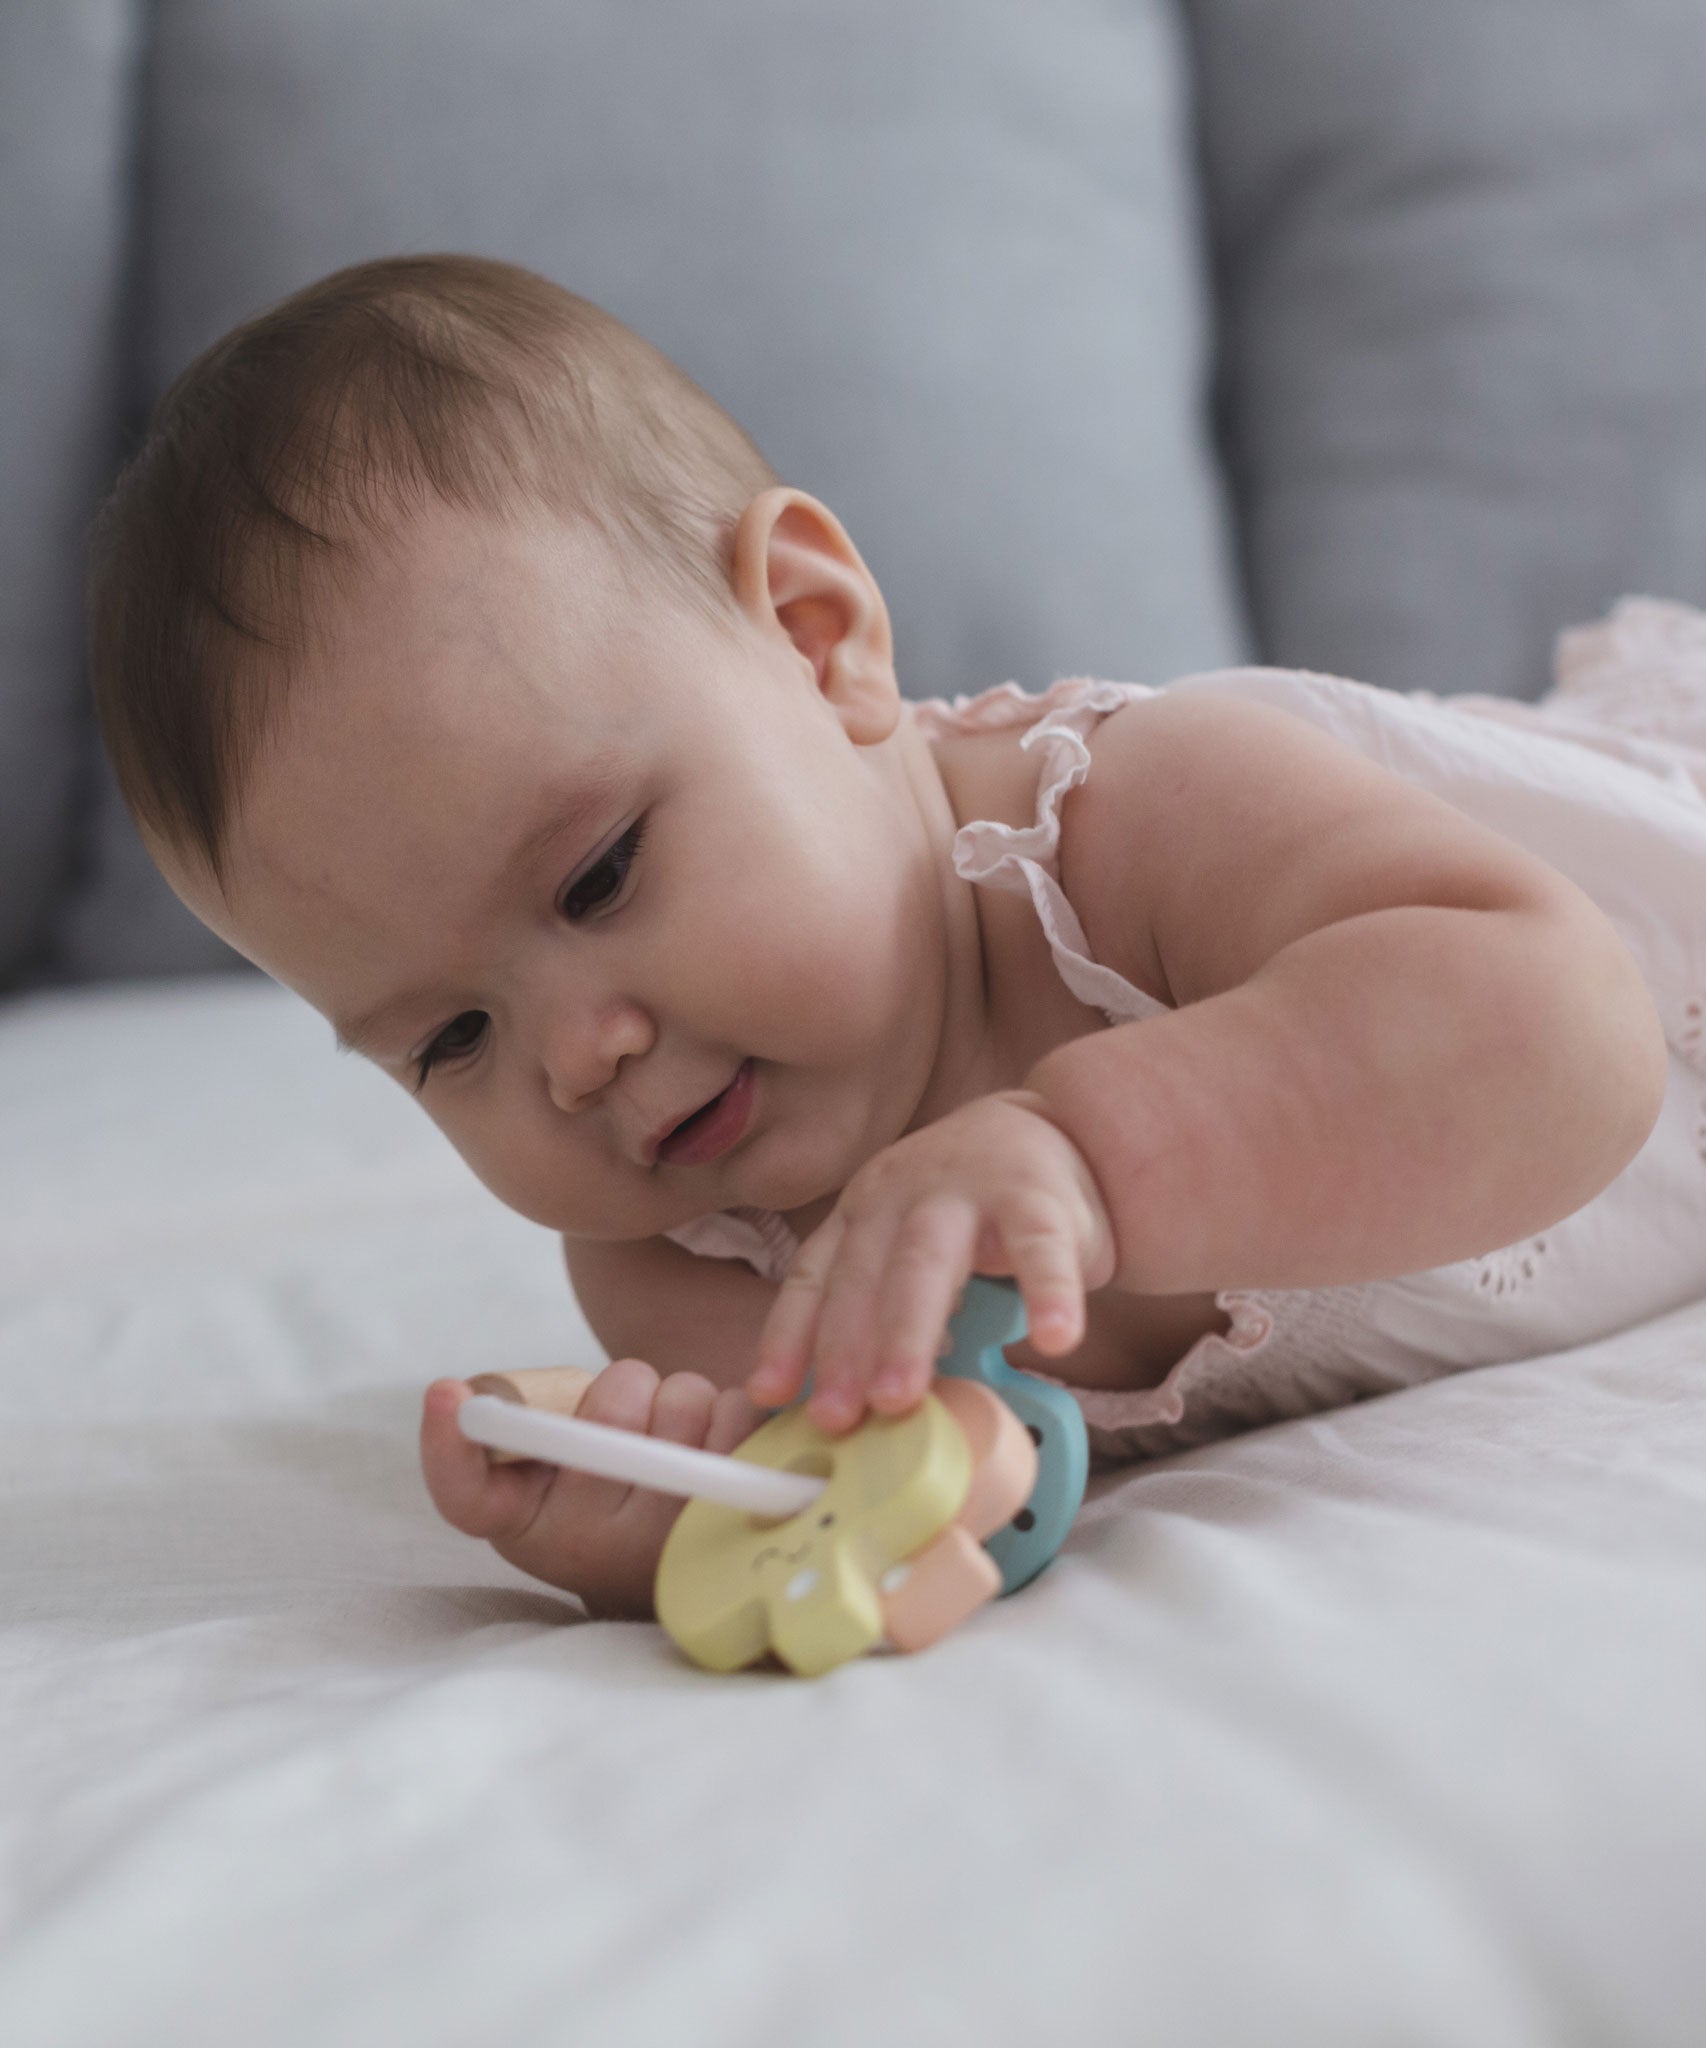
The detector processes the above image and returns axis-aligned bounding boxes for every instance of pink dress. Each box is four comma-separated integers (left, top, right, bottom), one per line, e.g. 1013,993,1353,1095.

665,598,1706,1467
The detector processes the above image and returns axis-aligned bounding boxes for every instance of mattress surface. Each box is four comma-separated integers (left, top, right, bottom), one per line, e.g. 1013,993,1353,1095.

2,977,1702,2047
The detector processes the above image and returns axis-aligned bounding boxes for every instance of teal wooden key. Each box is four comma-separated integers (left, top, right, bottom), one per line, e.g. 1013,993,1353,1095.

931,1276,1088,1593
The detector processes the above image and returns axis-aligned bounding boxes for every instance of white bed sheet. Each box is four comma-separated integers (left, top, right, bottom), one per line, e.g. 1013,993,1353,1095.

1,975,1703,2047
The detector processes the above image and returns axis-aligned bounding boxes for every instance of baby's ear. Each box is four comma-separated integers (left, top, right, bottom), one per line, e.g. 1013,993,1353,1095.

731,488,896,731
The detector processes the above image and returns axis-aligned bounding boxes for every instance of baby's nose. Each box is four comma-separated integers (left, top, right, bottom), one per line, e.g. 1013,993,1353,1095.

535,1000,654,1114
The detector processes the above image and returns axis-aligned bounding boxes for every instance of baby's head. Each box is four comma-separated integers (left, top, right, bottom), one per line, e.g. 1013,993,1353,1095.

88,254,964,1239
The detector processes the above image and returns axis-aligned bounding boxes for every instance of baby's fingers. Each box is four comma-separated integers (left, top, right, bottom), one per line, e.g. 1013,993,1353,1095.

866,1199,979,1415
747,1214,844,1408
704,1383,770,1457
611,1372,735,1544
1000,1197,1089,1355
420,1379,553,1540
570,1374,768,1621
567,1356,670,1515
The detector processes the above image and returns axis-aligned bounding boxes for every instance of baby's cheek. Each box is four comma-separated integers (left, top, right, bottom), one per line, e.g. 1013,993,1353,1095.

428,1090,642,1237
770,899,921,1055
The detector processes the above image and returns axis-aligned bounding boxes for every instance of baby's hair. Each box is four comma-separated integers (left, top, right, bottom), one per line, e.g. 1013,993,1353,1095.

86,252,779,887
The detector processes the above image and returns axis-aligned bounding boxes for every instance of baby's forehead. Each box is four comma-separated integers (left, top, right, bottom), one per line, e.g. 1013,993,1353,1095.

227,503,759,888
304,502,719,708
232,604,708,879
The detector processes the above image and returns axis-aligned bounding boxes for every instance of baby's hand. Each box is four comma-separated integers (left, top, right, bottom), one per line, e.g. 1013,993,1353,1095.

745,1089,1118,1436
420,1362,768,1619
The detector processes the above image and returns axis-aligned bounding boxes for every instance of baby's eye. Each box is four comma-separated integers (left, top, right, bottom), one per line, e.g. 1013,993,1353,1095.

560,816,648,922
412,1010,487,1092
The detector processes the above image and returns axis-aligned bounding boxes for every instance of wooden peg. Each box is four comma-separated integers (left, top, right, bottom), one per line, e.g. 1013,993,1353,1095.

467,1365,597,1462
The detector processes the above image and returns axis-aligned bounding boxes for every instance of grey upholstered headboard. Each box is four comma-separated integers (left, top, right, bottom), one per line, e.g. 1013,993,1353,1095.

3,0,1703,991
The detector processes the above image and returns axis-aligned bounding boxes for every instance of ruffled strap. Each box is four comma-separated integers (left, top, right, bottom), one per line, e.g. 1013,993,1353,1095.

932,678,1170,1025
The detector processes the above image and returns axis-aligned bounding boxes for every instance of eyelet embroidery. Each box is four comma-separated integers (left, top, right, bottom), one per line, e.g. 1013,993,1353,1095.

1670,997,1706,1167
1471,1236,1552,1298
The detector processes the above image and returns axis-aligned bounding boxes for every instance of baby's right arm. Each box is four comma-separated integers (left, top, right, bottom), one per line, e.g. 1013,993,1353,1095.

562,1230,781,1398
418,1233,779,1617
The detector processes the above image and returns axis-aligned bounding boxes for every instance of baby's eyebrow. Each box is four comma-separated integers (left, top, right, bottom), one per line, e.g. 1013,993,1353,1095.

331,1003,415,1061
329,752,631,1058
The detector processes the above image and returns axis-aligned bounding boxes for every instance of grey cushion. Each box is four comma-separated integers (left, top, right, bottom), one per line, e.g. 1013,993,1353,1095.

54,0,1246,982
1186,0,1706,700
0,0,141,987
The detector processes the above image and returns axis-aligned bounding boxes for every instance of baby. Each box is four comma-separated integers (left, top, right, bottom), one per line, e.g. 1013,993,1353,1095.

89,253,1706,1622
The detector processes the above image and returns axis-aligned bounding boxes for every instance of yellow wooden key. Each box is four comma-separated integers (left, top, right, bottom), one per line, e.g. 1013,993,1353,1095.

654,1393,973,1677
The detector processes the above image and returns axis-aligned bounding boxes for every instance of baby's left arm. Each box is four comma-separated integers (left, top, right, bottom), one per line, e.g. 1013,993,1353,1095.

1025,689,1670,1296
748,688,1671,1433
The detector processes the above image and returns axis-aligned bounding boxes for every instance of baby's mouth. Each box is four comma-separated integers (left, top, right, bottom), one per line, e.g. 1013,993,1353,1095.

656,1058,756,1167
669,1083,730,1141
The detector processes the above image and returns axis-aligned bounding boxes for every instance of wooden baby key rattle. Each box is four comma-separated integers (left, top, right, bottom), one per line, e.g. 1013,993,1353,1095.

456,1278,1090,1677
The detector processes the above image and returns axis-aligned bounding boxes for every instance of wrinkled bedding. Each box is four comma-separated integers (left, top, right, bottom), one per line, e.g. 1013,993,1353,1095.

2,976,1703,2048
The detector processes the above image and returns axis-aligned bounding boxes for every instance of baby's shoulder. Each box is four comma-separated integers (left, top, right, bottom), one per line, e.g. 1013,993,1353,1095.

1056,681,1355,1002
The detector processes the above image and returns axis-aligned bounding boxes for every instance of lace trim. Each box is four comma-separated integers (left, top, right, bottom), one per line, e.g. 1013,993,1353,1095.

1023,1281,1390,1468
1021,1289,1275,1435
1553,596,1706,717
925,677,1169,1025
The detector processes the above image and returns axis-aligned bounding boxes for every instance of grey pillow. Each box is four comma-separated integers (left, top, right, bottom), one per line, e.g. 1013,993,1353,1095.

0,1,140,988
55,0,1246,982
1185,0,1706,701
